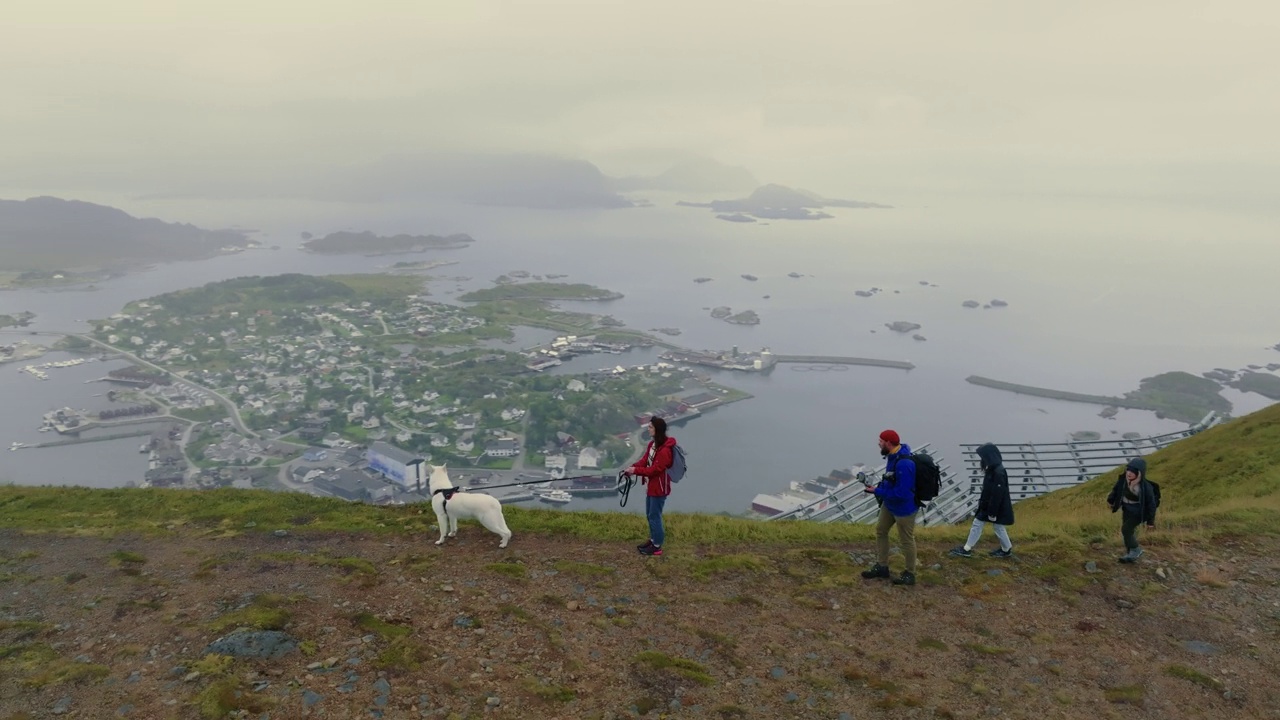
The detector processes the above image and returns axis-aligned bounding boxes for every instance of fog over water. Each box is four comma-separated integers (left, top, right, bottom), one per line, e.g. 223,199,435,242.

2,194,1275,511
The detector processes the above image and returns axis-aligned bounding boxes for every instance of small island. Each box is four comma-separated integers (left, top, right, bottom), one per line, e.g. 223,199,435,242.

678,184,890,222
459,282,623,302
389,259,459,273
0,311,36,328
710,307,759,325
962,300,981,309
302,231,475,255
787,272,803,278
1230,372,1280,401
693,277,713,284
990,299,1009,308
885,321,922,333
741,274,758,282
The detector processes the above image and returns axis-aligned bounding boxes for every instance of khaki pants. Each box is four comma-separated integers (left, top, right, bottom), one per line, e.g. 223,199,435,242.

876,506,917,573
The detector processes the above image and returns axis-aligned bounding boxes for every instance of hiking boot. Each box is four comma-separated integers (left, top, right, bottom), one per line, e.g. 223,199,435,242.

639,544,663,557
892,571,917,586
989,548,1013,558
1118,548,1143,564
860,563,890,580
637,539,654,553
948,546,973,558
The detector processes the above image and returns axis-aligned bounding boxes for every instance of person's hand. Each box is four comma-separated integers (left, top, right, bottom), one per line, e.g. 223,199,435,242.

988,515,998,523
863,485,876,494
1146,523,1155,529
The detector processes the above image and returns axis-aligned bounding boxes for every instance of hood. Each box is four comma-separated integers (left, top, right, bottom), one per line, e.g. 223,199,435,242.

1126,457,1147,475
976,443,1003,468
660,436,677,448
894,443,912,458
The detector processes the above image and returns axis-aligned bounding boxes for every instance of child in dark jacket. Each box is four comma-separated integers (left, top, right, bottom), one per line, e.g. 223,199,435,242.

949,443,1015,558
1106,457,1158,563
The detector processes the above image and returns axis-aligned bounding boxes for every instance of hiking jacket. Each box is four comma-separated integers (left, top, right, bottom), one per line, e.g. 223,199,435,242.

975,443,1015,526
1106,458,1158,525
1107,477,1158,525
631,436,676,498
875,443,917,517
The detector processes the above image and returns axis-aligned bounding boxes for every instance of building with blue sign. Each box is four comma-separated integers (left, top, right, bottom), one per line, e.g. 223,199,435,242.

367,441,423,490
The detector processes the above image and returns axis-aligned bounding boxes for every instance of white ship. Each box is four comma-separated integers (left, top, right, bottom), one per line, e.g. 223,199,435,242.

535,489,573,505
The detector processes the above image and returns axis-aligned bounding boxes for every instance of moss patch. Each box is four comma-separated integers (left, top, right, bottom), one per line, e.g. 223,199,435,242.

633,651,714,686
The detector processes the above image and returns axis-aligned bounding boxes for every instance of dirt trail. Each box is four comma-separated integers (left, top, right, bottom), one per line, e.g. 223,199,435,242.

2,529,1278,719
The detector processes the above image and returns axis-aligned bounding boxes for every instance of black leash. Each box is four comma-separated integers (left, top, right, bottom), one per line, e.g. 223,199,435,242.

448,473,618,494
617,472,636,508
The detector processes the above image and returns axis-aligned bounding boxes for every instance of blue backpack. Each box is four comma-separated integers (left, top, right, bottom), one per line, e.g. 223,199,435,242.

668,443,688,483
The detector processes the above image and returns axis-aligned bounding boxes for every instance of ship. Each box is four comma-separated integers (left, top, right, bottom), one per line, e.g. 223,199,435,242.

535,489,573,505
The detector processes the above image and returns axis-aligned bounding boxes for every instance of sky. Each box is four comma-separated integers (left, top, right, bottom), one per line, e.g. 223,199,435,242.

4,0,1279,205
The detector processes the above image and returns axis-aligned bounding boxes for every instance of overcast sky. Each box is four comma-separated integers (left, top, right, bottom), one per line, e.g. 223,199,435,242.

4,0,1279,203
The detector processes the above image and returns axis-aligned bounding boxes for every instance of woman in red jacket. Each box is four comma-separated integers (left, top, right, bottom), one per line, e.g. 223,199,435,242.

630,416,675,556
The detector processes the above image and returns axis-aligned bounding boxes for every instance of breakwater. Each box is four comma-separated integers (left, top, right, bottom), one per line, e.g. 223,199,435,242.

775,355,915,371
965,375,1155,410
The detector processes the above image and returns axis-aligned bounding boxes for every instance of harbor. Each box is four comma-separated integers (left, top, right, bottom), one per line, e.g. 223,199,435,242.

18,356,92,380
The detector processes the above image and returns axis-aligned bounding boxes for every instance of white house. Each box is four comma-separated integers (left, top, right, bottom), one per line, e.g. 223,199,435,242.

577,447,601,470
500,408,526,422
429,433,450,448
455,433,475,453
455,414,477,431
566,379,587,393
484,438,520,458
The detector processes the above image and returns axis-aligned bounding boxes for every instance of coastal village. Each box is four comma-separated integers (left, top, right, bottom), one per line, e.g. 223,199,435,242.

11,276,752,505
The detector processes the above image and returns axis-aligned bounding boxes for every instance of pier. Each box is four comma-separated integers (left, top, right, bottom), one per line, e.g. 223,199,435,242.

22,429,154,449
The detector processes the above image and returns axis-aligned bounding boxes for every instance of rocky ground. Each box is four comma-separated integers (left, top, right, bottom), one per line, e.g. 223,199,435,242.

2,528,1278,719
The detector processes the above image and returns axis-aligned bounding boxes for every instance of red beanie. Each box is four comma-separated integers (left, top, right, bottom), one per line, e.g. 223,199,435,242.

879,429,900,446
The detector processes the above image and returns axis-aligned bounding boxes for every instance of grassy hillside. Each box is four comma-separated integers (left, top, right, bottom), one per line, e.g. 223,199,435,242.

2,404,1279,718
2,401,1278,545
1013,400,1280,540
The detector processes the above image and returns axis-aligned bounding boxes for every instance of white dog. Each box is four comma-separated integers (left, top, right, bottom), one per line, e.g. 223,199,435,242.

428,465,512,548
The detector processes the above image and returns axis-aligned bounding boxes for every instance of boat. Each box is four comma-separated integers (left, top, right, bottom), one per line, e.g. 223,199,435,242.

535,489,573,505
139,443,150,453
9,442,27,451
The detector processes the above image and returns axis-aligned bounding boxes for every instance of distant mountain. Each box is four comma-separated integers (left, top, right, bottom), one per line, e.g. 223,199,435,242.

677,184,891,221
0,196,251,270
610,158,760,193
310,153,635,210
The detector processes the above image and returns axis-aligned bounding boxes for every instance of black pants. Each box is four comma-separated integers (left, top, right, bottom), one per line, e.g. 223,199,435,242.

1121,505,1144,550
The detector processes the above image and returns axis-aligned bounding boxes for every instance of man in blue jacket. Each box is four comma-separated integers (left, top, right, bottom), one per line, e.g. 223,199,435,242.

861,429,918,586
